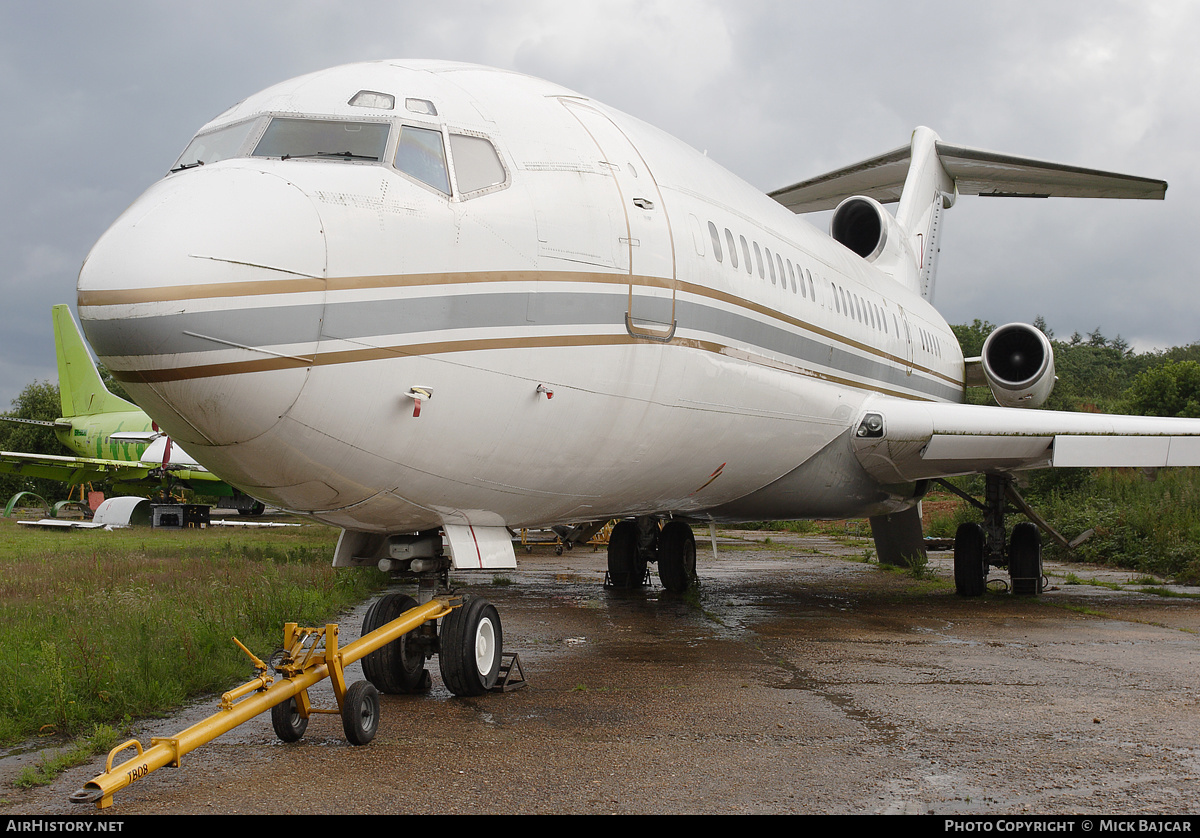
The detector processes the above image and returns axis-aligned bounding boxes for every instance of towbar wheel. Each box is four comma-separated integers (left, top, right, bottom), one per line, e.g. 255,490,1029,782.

341,680,380,746
271,696,309,743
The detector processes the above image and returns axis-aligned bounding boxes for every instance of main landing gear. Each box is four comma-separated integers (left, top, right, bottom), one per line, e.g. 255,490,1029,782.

940,474,1046,597
606,517,698,593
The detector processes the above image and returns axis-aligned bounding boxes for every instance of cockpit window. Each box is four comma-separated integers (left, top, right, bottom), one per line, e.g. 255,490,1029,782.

405,98,437,116
252,118,390,162
449,134,506,193
348,90,395,110
172,119,260,171
394,125,450,194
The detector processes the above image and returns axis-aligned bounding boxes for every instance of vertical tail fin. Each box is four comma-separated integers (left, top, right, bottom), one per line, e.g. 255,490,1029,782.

52,304,139,418
894,127,955,301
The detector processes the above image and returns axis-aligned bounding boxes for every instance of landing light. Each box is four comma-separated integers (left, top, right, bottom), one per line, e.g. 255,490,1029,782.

856,413,885,438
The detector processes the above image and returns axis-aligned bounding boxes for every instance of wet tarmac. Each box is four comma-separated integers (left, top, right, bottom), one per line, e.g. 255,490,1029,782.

4,531,1200,815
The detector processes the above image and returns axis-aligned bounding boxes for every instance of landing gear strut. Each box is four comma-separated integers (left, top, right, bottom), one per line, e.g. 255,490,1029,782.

940,474,1045,597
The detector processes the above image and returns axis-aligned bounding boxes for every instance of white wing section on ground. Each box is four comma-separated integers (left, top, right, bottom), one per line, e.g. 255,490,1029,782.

853,398,1200,484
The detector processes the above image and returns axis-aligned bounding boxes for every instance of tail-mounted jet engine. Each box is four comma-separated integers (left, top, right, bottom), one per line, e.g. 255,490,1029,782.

980,323,1056,408
830,195,919,283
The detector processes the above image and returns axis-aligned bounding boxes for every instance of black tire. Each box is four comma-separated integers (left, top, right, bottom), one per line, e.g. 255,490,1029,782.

341,680,380,746
238,500,266,517
360,593,427,694
658,521,698,593
607,520,646,588
271,696,308,743
954,522,987,597
439,596,503,697
1009,521,1043,596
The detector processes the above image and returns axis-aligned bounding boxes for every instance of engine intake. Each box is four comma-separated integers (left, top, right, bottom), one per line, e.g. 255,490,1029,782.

830,196,914,276
981,323,1055,408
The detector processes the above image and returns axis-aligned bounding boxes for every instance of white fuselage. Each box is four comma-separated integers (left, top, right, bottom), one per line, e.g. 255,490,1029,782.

77,61,963,535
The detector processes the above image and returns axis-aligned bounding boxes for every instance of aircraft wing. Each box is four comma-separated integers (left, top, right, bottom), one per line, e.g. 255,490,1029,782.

0,450,219,488
853,398,1200,484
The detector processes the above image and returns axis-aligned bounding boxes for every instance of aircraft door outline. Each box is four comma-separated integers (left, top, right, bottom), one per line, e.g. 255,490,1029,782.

559,99,677,341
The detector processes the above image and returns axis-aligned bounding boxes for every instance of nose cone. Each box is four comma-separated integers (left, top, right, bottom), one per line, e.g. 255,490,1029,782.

78,165,327,447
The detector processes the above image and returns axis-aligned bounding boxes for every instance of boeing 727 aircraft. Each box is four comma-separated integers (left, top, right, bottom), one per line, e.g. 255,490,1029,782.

74,60,1200,698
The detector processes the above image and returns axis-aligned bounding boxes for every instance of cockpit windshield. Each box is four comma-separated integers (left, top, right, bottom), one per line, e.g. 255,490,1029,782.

172,119,261,171
252,118,390,162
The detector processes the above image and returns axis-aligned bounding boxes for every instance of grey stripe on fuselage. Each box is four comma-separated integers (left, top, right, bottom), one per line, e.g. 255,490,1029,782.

84,290,960,401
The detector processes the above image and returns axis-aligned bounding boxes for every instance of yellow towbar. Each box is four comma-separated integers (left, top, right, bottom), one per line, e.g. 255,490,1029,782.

71,596,457,810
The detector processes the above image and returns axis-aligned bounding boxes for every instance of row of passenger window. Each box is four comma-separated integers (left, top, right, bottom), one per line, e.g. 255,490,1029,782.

704,220,945,360
706,221,817,300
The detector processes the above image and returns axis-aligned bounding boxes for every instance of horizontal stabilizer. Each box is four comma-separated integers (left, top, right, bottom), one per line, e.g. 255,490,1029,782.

771,137,1167,213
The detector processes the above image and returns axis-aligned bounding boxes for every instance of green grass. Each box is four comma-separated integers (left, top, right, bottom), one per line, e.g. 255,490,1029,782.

923,470,1200,585
13,724,120,788
0,518,388,746
1036,469,1200,583
1061,572,1125,591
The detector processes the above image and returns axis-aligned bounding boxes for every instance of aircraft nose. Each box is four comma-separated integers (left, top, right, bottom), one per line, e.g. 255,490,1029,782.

77,165,327,447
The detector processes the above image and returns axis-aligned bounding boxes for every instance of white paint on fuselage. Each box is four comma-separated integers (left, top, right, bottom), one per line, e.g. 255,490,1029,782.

78,61,963,534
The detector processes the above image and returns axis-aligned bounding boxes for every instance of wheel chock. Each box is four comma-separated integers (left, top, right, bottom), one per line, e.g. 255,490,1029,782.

492,651,527,692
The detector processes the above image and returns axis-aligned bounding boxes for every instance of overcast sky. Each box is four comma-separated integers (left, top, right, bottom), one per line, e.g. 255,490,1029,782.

2,0,1197,410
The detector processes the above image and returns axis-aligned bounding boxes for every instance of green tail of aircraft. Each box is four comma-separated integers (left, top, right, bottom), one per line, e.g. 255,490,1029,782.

0,305,257,508
49,304,154,461
53,303,141,419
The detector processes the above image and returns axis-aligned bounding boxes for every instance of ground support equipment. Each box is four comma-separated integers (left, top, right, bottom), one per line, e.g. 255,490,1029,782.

71,596,458,810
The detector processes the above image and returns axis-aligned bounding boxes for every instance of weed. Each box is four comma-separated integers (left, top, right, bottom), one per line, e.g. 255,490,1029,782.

902,552,932,579
492,575,513,586
1135,586,1200,599
1053,603,1109,618
1061,575,1125,591
13,724,119,788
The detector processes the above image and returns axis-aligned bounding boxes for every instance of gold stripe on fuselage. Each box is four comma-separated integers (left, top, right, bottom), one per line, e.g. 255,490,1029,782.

82,269,963,397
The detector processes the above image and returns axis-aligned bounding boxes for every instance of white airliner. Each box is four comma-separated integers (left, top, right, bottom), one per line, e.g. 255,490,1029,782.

74,60,1200,697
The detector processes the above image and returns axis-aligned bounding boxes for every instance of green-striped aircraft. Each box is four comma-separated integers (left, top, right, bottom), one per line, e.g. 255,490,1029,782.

0,305,262,512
